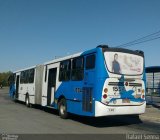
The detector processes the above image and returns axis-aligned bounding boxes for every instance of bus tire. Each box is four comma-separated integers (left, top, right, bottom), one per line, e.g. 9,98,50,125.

58,98,68,119
129,115,140,120
13,92,17,102
25,94,32,108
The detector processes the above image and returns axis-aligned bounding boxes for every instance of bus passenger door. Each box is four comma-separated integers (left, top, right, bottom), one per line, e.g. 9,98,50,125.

15,75,20,99
83,54,96,112
47,68,57,106
68,57,84,113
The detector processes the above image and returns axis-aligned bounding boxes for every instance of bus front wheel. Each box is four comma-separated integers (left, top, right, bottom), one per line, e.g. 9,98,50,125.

13,93,17,102
58,98,68,119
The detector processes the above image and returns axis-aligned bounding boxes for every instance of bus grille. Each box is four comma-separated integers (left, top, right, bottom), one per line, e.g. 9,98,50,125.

82,87,93,112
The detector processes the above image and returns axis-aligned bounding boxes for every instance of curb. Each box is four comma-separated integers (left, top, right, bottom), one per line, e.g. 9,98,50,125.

140,115,160,123
146,102,160,109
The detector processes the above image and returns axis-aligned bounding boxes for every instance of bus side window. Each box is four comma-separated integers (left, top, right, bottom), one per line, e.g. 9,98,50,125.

28,69,35,83
85,54,96,70
71,57,84,81
20,71,25,84
59,60,71,81
24,70,29,84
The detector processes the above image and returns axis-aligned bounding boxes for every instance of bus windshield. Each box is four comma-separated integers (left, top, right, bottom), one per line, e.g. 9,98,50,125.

104,51,144,75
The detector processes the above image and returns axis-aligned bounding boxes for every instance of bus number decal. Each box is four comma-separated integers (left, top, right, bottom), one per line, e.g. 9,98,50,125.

113,86,125,92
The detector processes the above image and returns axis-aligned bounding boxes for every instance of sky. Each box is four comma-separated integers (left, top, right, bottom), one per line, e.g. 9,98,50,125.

0,0,160,72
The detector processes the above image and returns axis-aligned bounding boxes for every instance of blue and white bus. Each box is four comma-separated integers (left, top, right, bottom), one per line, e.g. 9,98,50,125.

9,45,146,119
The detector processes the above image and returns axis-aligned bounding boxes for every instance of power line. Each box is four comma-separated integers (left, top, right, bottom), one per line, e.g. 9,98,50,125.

114,30,160,48
115,31,160,48
120,36,160,48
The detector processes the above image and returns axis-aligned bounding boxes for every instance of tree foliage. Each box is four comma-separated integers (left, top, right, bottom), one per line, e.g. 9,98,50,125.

0,71,13,86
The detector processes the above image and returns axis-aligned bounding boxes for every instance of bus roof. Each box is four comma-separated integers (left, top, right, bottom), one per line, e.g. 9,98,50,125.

44,52,82,65
14,65,37,73
13,52,82,73
13,45,144,73
146,66,160,73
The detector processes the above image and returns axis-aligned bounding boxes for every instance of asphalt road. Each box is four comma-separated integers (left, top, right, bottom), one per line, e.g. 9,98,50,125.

0,88,160,134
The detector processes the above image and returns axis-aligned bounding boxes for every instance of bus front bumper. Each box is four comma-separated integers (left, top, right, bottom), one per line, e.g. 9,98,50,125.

95,101,146,117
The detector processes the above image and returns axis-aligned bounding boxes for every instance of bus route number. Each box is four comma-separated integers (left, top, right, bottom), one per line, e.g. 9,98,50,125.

113,86,125,92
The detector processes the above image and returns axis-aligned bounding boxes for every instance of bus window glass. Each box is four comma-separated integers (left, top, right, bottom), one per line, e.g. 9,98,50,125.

20,71,25,84
86,54,96,70
59,60,71,81
104,52,144,75
24,70,29,83
71,57,84,81
28,69,35,83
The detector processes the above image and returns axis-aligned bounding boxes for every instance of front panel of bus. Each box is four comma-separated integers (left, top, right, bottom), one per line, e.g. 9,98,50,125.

95,48,146,117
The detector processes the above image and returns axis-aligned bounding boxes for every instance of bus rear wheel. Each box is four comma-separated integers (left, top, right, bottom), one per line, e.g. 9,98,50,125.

25,95,31,108
128,115,140,120
58,98,68,119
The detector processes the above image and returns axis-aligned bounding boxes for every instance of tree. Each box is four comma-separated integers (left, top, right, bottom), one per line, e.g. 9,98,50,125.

0,71,13,87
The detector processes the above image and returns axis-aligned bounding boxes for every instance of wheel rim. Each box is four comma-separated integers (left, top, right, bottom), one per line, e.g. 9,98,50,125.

60,103,66,115
26,97,29,106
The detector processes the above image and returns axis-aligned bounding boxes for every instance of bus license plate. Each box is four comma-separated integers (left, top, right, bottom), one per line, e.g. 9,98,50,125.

122,99,130,103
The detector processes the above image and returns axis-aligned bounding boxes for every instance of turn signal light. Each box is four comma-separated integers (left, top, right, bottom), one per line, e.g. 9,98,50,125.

103,94,107,99
125,82,129,86
104,88,108,93
141,89,145,94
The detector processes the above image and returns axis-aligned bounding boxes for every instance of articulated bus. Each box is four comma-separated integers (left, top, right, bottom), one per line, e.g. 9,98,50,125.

9,45,146,119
